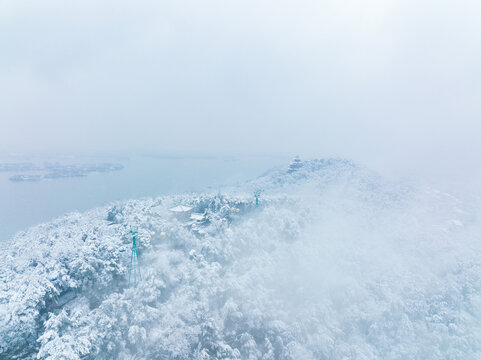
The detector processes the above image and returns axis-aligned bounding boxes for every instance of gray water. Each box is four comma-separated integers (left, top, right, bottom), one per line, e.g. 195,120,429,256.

0,154,288,241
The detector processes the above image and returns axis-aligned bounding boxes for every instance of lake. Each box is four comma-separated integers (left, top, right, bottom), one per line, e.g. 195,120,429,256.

0,154,288,241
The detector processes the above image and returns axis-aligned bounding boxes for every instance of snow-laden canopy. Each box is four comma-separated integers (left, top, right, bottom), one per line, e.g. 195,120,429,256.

1,159,481,359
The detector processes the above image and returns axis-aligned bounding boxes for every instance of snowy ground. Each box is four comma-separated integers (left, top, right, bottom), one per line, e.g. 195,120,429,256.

2,159,481,359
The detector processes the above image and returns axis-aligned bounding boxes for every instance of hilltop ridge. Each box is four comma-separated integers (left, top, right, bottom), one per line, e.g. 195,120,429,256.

1,159,480,359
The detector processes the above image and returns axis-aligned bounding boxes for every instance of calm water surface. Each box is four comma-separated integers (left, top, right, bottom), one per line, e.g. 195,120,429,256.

0,154,288,241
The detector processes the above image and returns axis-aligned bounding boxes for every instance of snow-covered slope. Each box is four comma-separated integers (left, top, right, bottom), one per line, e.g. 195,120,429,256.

1,159,481,359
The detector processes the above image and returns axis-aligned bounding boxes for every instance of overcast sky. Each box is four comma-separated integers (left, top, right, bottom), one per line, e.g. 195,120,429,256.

1,0,480,179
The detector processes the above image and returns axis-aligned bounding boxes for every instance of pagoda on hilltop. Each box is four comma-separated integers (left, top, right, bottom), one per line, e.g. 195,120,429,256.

287,156,303,173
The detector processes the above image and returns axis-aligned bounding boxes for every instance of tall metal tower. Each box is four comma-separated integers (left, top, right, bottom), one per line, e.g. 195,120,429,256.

254,190,261,207
128,226,141,287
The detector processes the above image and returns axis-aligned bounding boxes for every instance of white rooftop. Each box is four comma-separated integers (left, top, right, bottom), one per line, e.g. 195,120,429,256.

169,205,193,213
190,213,205,221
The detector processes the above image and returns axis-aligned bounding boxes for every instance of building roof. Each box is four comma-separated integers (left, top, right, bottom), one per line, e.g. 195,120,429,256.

169,205,193,213
190,213,205,221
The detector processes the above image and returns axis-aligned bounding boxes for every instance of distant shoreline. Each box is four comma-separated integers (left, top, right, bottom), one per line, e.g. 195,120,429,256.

2,162,124,182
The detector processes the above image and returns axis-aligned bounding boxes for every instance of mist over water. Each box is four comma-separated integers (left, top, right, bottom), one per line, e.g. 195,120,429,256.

0,154,288,241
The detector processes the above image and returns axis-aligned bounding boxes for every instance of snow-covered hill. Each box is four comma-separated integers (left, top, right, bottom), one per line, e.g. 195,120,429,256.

1,159,481,359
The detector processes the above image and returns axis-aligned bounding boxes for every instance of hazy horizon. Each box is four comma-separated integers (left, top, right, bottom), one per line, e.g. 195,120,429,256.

2,0,481,184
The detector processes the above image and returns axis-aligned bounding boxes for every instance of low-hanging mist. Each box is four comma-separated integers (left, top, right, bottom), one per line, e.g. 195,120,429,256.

1,159,481,359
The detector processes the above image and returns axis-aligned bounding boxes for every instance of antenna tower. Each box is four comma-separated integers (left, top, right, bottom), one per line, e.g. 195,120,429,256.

254,190,261,207
128,226,141,287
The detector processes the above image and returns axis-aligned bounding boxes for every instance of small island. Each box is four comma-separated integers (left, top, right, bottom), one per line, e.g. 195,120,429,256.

3,162,124,182
9,174,42,182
